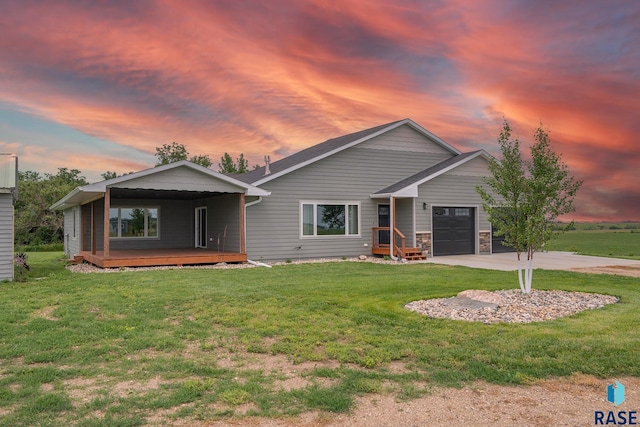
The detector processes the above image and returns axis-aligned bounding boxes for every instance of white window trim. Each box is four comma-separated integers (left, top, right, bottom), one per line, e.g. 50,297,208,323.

299,200,361,238
109,206,160,239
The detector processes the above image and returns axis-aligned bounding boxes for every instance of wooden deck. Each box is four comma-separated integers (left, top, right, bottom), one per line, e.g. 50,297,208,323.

77,248,247,268
371,227,427,260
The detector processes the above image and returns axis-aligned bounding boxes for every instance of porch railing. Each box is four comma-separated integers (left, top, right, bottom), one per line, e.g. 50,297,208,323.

371,226,407,258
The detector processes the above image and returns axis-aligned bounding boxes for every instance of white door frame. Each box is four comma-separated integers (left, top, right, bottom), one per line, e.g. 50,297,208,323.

195,206,207,248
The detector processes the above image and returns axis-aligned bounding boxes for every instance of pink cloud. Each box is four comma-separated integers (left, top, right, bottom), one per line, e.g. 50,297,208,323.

0,0,637,220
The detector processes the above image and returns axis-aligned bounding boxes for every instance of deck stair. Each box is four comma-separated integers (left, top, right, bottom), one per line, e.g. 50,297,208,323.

397,247,427,261
372,226,427,261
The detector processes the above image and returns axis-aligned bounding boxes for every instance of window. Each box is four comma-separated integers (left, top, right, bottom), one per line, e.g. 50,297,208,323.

301,202,359,237
455,208,471,217
109,207,159,238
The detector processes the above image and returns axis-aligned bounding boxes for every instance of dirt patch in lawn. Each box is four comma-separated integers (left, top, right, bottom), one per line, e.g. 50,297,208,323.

571,265,640,277
185,375,640,427
31,305,59,321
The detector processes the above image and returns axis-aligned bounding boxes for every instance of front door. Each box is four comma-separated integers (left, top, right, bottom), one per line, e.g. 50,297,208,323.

378,204,390,245
195,207,207,248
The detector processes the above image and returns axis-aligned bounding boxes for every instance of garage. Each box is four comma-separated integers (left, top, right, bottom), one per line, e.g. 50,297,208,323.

432,207,475,256
491,224,516,253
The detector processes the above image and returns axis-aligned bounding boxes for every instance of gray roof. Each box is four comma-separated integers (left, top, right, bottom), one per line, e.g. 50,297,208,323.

236,118,461,185
372,150,489,198
51,160,270,210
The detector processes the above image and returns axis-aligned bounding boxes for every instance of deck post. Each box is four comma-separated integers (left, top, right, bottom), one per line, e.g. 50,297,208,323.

103,188,110,258
239,193,246,254
91,202,96,254
390,196,395,259
80,204,85,252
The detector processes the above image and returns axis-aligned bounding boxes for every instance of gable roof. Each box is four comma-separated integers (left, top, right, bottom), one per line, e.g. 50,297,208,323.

51,160,270,210
236,118,461,186
372,150,492,198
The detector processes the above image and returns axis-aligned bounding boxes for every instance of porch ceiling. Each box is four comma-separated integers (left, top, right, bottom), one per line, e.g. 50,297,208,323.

110,188,234,200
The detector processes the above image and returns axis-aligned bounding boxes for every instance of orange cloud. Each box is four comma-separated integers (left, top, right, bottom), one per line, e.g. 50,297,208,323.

0,0,637,220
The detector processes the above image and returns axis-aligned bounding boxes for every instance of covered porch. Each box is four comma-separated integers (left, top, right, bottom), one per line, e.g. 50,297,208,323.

370,196,426,260
52,161,270,268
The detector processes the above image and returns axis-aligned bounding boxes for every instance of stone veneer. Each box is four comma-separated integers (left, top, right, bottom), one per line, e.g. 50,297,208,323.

416,232,431,257
479,231,491,254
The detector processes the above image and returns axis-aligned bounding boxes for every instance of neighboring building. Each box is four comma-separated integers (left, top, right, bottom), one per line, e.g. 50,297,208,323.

52,119,499,267
0,154,18,280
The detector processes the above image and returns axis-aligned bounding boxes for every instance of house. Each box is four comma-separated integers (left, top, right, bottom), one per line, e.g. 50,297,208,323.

53,118,500,267
0,154,18,280
236,118,495,261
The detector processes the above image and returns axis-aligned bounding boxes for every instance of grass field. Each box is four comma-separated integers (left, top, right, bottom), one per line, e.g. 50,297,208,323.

546,229,640,260
1,252,639,425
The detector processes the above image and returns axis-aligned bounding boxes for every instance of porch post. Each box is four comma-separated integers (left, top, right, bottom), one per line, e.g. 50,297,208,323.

103,188,110,257
80,204,85,252
91,202,96,254
390,196,395,258
239,193,246,254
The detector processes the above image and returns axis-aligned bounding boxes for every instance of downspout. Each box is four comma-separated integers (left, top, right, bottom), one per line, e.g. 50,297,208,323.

389,196,398,261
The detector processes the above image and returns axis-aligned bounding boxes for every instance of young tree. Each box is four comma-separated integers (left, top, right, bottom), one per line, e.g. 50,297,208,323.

218,152,249,174
155,142,212,168
476,120,582,293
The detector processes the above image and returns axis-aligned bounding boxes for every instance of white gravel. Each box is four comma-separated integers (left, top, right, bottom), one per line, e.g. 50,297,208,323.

405,289,619,323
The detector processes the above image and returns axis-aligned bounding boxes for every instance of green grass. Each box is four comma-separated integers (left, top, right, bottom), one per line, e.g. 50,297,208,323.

1,252,639,425
546,229,640,259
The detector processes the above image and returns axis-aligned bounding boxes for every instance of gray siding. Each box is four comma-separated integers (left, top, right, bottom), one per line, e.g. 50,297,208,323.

246,124,454,261
79,195,242,252
395,198,415,247
0,194,13,280
63,207,81,258
415,175,490,233
198,194,241,252
415,156,491,233
117,167,244,193
110,199,194,250
360,125,453,155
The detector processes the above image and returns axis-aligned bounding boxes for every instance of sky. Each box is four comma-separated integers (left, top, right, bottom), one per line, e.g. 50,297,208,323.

0,0,638,221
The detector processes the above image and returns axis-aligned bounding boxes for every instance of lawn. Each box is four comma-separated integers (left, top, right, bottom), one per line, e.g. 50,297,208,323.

1,253,639,426
546,229,640,260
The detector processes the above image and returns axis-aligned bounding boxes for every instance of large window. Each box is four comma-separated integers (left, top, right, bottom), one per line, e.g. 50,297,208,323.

301,202,359,237
109,207,159,238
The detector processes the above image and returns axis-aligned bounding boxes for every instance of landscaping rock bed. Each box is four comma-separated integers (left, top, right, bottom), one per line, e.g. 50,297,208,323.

405,289,619,323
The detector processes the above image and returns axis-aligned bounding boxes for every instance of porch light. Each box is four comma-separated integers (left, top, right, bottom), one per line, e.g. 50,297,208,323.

423,202,427,210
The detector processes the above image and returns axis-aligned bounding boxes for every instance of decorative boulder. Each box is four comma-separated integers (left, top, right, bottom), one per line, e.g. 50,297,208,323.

457,290,503,305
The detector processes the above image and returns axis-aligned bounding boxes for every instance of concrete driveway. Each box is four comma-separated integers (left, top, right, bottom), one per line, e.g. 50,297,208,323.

425,251,640,272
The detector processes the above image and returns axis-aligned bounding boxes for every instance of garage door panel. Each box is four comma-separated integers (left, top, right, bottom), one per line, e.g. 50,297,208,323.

433,207,475,256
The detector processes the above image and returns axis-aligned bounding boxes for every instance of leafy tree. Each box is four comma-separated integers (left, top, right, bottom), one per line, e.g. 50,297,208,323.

101,171,118,180
218,152,249,174
155,142,212,168
15,168,88,246
476,120,582,293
